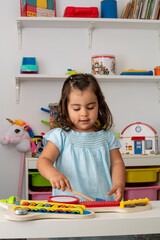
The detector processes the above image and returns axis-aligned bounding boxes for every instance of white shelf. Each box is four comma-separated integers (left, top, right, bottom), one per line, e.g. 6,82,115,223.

26,154,160,168
15,74,160,103
17,17,160,30
17,17,160,48
123,154,160,167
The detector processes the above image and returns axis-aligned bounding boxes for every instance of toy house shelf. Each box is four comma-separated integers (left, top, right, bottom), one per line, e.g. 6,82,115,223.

17,17,160,49
15,74,160,104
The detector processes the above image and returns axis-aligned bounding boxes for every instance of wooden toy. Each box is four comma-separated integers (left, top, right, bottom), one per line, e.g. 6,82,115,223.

47,190,152,213
48,191,152,214
79,198,152,213
0,200,95,221
121,69,153,75
119,122,158,155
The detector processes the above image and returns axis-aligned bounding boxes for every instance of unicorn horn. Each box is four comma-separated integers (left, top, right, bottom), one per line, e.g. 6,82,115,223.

6,118,14,125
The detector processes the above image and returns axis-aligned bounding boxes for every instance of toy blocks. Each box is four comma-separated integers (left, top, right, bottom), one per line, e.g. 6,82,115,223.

20,0,56,17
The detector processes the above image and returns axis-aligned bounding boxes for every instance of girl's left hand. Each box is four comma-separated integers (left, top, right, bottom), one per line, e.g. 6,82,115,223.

107,184,125,202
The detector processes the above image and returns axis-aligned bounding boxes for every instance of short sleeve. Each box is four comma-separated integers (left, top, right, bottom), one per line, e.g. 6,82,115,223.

106,130,122,151
43,128,66,152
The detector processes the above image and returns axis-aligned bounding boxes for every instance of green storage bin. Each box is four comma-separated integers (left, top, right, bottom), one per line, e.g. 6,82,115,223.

29,170,51,187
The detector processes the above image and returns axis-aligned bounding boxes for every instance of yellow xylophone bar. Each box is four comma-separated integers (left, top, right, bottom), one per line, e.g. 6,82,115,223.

120,198,150,208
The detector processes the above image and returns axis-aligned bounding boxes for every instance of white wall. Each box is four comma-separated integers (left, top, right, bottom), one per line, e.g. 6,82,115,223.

0,0,160,199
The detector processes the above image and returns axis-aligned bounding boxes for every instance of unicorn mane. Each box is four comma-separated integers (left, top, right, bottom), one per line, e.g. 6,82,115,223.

14,119,34,138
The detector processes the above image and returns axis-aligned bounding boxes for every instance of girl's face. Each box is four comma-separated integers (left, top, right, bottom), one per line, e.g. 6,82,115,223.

67,87,99,133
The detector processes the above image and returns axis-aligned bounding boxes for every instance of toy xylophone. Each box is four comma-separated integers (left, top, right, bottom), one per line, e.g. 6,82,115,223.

0,200,95,221
0,198,152,221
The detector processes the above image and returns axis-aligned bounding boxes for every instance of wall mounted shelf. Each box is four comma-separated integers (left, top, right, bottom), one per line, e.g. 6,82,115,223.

17,17,160,48
123,154,160,167
15,74,160,104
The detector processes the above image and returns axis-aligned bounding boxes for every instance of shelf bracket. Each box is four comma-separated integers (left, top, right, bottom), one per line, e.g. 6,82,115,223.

16,77,20,104
158,81,160,102
88,22,94,49
17,20,22,49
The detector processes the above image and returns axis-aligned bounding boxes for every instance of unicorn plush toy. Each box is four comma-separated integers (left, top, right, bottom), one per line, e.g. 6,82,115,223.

0,118,34,198
0,118,34,152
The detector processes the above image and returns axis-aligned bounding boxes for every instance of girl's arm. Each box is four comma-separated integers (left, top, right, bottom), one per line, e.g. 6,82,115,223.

37,141,71,191
107,148,126,201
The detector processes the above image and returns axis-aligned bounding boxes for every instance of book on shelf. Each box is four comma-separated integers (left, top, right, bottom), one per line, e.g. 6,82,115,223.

154,3,160,18
151,0,160,19
132,0,138,18
137,0,145,18
121,0,159,19
141,0,149,18
122,2,132,18
128,0,135,18
145,0,152,19
148,0,156,19
134,0,144,18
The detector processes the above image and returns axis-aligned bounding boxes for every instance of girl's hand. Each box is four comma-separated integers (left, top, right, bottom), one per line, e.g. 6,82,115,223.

49,172,72,192
107,184,125,202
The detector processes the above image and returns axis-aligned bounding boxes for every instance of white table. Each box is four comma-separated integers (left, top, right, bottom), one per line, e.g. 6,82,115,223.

0,201,160,239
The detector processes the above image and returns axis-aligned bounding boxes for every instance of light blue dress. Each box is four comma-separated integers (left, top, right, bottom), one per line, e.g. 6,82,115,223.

44,128,121,201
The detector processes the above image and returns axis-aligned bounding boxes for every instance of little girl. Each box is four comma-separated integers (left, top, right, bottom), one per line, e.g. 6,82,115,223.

37,73,126,202
37,73,147,240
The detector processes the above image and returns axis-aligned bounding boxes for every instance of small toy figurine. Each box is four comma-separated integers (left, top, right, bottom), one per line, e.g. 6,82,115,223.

65,69,77,75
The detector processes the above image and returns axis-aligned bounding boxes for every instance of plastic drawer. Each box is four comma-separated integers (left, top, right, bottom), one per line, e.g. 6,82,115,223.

124,185,160,201
126,168,160,183
29,170,51,187
29,191,52,200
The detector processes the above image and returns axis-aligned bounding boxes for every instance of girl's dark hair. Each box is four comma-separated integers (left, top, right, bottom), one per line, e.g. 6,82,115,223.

55,73,113,131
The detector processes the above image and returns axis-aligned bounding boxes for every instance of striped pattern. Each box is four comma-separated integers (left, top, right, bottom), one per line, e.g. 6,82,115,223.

68,131,108,148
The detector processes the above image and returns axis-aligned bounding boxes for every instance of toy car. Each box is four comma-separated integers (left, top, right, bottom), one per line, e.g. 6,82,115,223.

20,57,38,74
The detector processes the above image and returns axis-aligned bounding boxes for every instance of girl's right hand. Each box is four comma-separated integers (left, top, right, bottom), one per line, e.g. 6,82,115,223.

49,172,72,192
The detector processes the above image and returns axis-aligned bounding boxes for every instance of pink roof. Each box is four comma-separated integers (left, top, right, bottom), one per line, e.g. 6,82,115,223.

121,122,157,135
